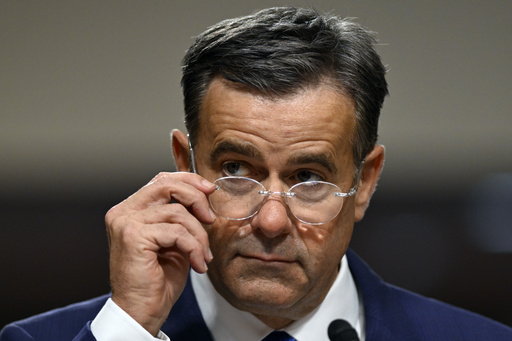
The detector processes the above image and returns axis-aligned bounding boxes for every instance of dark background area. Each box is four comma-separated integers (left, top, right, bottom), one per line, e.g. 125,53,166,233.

1,0,511,330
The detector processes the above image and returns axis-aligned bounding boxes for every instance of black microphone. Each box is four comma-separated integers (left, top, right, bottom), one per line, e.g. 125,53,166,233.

328,319,360,341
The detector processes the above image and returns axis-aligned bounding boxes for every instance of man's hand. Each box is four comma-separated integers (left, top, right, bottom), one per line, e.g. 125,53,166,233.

105,172,216,336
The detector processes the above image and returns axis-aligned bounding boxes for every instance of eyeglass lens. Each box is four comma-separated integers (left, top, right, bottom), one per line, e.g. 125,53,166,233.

208,177,346,225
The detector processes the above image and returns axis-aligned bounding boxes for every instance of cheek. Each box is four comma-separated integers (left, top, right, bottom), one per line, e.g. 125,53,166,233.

299,203,355,267
204,223,223,256
204,220,250,258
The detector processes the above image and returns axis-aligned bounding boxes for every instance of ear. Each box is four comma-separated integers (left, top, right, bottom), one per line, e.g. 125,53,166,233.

171,129,191,172
354,144,385,222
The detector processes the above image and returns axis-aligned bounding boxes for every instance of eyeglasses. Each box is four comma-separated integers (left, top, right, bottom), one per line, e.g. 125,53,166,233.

184,135,358,225
209,176,357,225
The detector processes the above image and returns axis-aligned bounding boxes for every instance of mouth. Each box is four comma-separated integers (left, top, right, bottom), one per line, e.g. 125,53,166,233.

238,253,296,264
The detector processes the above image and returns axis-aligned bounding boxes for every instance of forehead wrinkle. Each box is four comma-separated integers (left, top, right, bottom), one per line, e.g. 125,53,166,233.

210,139,264,163
287,151,338,175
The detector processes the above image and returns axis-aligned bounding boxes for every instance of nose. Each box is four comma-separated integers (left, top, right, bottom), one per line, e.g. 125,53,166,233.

251,193,293,239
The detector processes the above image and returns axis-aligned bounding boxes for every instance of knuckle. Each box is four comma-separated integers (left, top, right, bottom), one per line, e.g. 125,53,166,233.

169,202,188,215
119,221,140,241
105,198,132,225
151,172,180,186
106,210,139,241
153,171,172,181
144,172,174,190
168,203,204,226
105,205,120,226
172,224,189,238
109,220,142,250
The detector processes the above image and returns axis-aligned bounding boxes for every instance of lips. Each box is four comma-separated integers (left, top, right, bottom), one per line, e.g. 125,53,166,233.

239,253,296,263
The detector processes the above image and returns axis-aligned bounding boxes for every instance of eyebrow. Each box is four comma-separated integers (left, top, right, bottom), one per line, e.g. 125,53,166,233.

287,152,338,175
209,139,338,175
210,140,264,163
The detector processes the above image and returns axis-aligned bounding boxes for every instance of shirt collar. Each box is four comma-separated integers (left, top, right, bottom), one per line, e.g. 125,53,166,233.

191,255,364,340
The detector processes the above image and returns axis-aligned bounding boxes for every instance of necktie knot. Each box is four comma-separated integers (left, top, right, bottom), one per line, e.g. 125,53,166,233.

262,330,296,341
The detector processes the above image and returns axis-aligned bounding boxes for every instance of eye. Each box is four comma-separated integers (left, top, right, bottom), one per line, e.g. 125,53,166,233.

295,170,324,183
222,162,251,177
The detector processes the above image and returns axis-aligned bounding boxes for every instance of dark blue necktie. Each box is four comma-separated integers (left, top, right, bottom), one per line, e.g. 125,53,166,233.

261,330,296,341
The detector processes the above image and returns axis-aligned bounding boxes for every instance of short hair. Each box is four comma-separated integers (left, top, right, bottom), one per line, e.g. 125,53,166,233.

181,6,388,169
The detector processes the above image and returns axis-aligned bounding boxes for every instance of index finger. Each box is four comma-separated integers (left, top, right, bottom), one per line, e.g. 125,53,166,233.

119,172,217,223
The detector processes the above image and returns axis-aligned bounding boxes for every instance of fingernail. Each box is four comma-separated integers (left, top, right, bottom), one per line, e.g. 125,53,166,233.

208,248,214,262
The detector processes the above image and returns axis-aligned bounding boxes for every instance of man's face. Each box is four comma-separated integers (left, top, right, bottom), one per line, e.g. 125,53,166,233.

193,77,358,326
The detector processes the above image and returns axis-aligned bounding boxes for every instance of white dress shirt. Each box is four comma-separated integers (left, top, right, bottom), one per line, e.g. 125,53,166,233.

91,255,364,341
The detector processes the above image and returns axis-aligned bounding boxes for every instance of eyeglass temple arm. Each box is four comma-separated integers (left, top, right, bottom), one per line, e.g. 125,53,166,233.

187,134,198,174
169,131,198,173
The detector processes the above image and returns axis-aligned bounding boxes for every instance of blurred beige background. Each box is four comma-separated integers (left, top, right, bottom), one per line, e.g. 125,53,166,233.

1,0,511,328
2,0,511,197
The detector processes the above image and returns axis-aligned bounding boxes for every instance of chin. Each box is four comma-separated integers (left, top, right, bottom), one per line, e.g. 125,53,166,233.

224,276,307,313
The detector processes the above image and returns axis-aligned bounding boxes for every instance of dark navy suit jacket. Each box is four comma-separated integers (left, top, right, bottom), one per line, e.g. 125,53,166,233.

2,250,511,340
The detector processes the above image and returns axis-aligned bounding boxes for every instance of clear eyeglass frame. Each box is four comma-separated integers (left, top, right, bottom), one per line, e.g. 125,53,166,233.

208,176,357,225
184,134,359,225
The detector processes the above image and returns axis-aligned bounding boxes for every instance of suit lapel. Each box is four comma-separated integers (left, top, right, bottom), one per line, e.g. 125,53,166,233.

162,275,214,341
346,249,418,340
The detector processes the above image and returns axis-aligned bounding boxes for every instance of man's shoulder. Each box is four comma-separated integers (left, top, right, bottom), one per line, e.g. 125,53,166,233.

346,249,512,340
0,294,110,341
387,282,512,338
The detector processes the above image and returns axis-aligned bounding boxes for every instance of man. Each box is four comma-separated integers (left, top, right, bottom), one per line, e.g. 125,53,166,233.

1,6,511,341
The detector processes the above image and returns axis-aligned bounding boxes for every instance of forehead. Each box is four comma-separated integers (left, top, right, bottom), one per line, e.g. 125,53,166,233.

197,77,356,165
